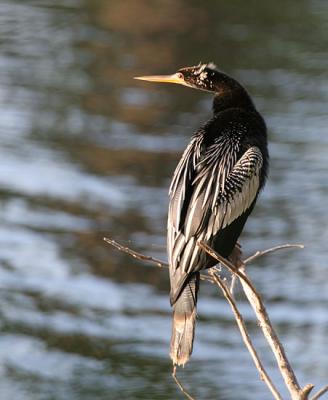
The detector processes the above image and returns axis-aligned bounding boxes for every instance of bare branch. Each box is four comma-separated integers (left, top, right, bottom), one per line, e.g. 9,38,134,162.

104,236,325,399
230,243,304,296
208,268,282,400
198,241,304,400
310,385,328,400
199,242,259,291
103,237,168,268
172,366,196,400
103,237,213,282
244,244,305,265
301,384,315,399
104,236,303,280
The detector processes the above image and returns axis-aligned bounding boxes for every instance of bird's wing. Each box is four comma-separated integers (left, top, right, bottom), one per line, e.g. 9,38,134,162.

168,137,263,303
188,145,263,243
167,133,202,264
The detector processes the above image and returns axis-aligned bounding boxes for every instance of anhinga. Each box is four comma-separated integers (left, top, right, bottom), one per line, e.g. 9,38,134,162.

135,63,268,366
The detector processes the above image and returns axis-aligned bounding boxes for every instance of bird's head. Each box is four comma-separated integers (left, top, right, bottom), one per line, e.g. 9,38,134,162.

135,62,255,112
135,62,219,93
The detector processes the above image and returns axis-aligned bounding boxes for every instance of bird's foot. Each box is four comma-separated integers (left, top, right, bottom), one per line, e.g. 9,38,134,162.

229,242,244,269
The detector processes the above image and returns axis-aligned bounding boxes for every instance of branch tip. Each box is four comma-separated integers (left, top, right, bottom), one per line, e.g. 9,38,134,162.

310,384,328,400
172,366,196,400
301,384,314,399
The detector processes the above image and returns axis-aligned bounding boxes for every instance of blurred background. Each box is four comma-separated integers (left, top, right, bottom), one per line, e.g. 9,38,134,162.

0,0,328,399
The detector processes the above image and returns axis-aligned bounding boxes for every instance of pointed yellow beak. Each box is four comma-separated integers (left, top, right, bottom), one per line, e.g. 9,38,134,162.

134,73,185,85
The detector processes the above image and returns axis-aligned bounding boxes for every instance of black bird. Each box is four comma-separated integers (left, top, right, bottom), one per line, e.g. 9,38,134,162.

135,63,268,366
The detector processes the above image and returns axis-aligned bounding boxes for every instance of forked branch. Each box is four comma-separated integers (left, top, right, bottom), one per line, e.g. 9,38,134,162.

199,241,303,399
104,237,327,400
208,268,282,400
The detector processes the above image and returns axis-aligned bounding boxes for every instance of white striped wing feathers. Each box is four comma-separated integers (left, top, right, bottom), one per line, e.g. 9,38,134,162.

206,146,263,239
168,138,263,275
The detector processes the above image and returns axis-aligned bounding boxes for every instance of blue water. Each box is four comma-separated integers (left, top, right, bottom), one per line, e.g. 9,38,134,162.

0,0,328,399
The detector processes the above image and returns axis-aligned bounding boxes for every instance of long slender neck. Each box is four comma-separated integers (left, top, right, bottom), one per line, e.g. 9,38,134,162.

211,72,256,114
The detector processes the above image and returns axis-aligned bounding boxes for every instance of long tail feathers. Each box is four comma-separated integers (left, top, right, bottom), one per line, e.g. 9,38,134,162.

170,273,199,366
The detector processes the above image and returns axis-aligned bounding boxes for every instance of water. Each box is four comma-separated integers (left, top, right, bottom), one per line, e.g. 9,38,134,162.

0,0,328,399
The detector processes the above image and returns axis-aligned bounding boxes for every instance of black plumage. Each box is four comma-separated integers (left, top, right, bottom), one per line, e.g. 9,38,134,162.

135,63,268,366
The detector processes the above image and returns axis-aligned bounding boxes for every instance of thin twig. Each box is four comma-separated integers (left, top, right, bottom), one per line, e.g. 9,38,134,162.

199,241,304,400
103,237,214,282
311,385,328,400
209,269,282,400
103,237,168,268
172,366,196,400
104,237,303,283
230,243,304,296
244,244,305,265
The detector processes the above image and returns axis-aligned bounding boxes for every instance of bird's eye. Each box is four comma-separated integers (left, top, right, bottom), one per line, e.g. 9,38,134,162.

177,72,184,80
